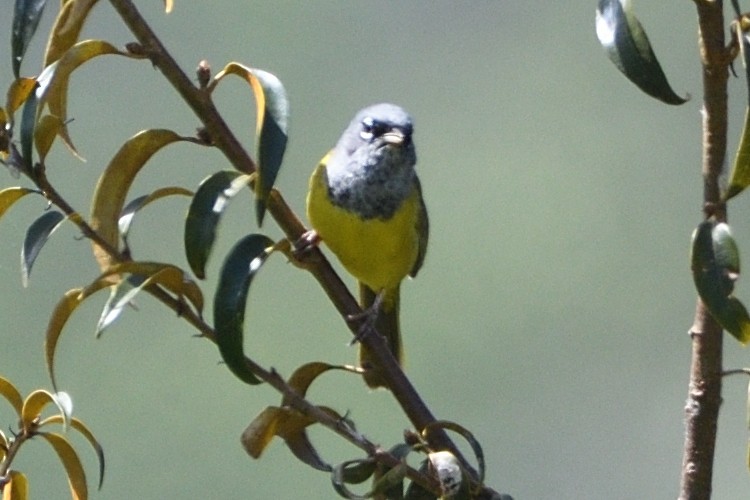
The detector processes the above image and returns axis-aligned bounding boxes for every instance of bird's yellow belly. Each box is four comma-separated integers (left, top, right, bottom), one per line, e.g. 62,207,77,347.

307,170,419,292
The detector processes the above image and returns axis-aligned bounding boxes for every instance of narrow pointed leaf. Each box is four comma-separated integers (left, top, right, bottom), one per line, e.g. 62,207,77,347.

12,0,49,78
213,234,274,384
43,0,100,68
596,0,687,105
90,129,187,274
691,221,750,343
119,186,192,241
0,187,38,221
19,81,39,176
81,262,204,322
36,39,145,158
184,171,251,278
21,210,65,287
212,64,289,225
39,416,105,490
37,432,88,500
0,376,24,417
726,20,750,200
284,362,354,402
2,470,29,500
34,113,63,162
45,288,85,391
95,274,145,337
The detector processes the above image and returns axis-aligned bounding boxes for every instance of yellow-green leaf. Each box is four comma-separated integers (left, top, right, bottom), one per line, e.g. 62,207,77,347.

2,470,29,500
0,376,24,417
36,39,144,158
43,0,100,68
284,362,354,403
241,406,282,459
39,416,105,490
727,19,750,200
0,187,37,222
45,288,85,391
34,113,63,162
20,389,71,431
89,129,187,274
211,64,289,226
38,432,88,500
5,77,37,116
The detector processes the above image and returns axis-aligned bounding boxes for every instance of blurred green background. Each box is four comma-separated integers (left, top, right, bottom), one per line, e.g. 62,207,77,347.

3,1,750,498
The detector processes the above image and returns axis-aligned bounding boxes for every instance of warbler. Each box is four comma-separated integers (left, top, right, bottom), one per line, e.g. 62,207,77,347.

306,103,429,388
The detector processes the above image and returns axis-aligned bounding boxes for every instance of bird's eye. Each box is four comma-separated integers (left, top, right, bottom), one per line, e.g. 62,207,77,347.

360,117,386,140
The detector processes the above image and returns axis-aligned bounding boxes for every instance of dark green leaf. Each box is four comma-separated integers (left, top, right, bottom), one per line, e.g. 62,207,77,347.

691,221,750,343
19,80,39,177
12,0,48,78
252,69,289,226
213,234,274,384
209,64,289,226
596,0,687,105
184,171,251,279
22,210,65,287
404,460,437,500
332,460,374,499
119,186,192,243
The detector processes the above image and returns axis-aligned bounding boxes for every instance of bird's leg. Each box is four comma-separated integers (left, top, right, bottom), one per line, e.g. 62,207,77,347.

347,290,385,346
293,229,321,255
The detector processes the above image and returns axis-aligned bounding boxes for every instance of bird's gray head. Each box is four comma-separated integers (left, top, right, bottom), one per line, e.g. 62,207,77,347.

326,103,418,219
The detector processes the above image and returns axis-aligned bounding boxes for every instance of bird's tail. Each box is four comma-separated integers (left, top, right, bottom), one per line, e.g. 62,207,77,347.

358,283,402,389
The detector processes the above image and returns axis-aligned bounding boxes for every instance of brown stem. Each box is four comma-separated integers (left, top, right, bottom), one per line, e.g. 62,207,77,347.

680,1,730,499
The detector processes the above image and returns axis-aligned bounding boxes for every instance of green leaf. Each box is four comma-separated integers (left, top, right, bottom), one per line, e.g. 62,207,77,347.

37,431,88,500
184,171,251,279
21,210,65,287
5,77,37,116
691,221,750,343
95,274,145,337
211,64,289,226
596,0,687,105
12,0,49,78
19,80,39,176
35,113,64,162
213,234,274,384
726,19,750,200
119,186,193,244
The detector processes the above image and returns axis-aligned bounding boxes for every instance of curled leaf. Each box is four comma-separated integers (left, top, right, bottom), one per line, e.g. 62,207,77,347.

39,415,105,490
0,376,24,417
184,171,251,279
422,420,485,484
213,234,274,385
21,389,72,431
211,64,289,225
596,0,687,105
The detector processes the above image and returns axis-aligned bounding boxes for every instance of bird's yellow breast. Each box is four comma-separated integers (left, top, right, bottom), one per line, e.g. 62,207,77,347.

306,161,421,293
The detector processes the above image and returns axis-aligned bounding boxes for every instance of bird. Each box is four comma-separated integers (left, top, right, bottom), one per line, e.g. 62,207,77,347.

305,103,428,388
